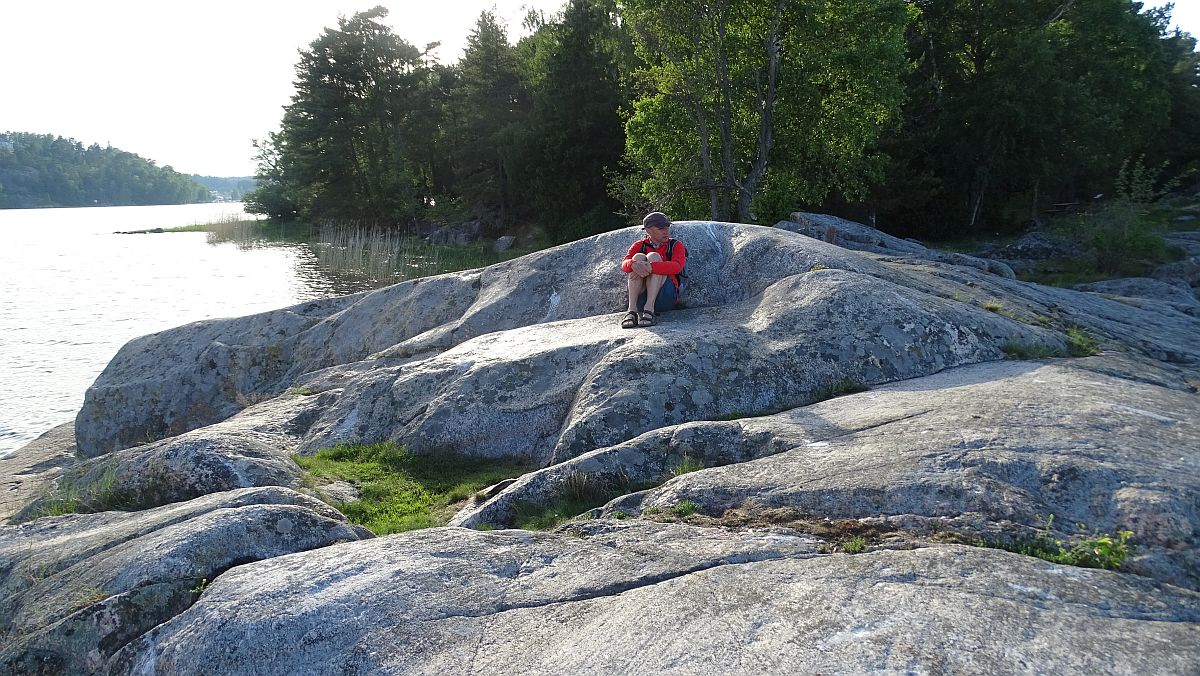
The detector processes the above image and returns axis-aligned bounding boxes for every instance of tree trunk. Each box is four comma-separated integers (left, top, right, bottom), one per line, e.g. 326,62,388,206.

737,0,786,222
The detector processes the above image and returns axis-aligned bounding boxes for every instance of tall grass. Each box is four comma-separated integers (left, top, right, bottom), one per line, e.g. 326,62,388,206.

312,224,515,287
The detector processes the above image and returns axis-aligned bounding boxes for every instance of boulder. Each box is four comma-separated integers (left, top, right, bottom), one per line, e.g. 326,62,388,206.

777,212,1016,278
0,487,371,674
426,219,482,247
295,268,1060,465
108,524,1200,675
31,217,1200,672
85,221,1195,460
493,234,516,253
19,394,326,519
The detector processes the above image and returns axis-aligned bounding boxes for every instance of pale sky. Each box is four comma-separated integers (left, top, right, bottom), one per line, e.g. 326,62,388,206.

1,1,1196,178
0,1,563,177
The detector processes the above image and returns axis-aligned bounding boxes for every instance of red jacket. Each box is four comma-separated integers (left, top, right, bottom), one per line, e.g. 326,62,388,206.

620,237,687,291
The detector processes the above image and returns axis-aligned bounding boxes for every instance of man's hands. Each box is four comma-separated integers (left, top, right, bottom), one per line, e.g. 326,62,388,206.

632,259,653,277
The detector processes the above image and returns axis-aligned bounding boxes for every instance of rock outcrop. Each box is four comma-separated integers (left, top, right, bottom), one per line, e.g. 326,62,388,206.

0,487,371,674
7,218,1199,673
109,525,1199,675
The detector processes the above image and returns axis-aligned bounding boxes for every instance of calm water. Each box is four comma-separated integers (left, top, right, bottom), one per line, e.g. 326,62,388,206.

0,203,357,457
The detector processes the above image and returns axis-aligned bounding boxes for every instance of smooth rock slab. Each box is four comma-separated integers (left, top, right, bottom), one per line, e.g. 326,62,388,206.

0,487,371,674
297,269,1057,465
456,356,1200,590
109,523,1200,675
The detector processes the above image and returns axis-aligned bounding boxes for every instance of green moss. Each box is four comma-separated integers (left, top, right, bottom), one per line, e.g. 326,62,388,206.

812,379,868,402
294,442,530,535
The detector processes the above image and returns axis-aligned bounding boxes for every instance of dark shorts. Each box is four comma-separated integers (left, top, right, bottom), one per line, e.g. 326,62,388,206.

638,279,678,313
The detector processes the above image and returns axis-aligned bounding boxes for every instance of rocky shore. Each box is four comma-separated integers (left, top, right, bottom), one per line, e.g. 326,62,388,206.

2,218,1198,674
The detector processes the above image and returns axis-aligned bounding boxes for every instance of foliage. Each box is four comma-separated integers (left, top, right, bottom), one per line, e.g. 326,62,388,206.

293,442,529,535
246,7,442,226
986,515,1134,571
621,0,911,223
0,132,210,208
874,0,1181,238
242,2,1199,244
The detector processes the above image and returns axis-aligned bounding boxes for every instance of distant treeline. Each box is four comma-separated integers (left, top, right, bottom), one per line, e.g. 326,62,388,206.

247,1,1200,241
0,132,211,209
192,175,256,201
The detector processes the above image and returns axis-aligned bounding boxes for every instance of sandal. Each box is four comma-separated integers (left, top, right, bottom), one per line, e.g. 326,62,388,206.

620,311,640,329
638,310,657,327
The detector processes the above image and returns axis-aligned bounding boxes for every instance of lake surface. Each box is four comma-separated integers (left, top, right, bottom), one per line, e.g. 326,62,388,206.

0,203,358,457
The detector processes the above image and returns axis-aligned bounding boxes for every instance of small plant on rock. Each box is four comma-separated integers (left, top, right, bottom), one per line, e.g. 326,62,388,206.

842,536,868,554
1065,327,1100,357
671,455,706,477
671,500,701,517
1000,342,1067,360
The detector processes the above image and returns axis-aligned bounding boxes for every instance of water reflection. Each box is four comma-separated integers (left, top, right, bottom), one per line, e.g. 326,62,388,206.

205,220,506,297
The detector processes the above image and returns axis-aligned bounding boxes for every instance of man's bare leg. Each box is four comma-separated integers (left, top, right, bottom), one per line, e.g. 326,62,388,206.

627,252,649,312
643,252,665,314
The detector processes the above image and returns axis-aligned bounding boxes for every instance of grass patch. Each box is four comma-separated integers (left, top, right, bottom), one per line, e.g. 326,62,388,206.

512,471,640,531
1000,342,1067,360
27,464,131,520
1065,326,1100,357
982,300,1005,313
984,516,1133,571
293,442,530,536
671,500,701,518
671,455,706,477
842,536,868,554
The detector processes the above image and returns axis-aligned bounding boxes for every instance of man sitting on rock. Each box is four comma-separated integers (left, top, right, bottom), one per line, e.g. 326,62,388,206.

620,211,687,328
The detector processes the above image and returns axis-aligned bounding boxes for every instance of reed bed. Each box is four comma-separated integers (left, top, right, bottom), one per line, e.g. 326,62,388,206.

312,223,508,287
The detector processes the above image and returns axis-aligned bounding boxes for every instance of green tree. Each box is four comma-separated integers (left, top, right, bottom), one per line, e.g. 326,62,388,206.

450,11,527,226
621,0,911,223
876,0,1176,236
0,132,208,209
511,0,632,239
248,7,440,225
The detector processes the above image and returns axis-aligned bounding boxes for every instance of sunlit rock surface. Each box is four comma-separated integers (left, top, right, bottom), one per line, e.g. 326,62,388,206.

6,219,1198,672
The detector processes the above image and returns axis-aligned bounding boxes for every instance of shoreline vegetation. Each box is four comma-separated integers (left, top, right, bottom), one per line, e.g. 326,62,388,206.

161,182,1199,292
137,215,549,287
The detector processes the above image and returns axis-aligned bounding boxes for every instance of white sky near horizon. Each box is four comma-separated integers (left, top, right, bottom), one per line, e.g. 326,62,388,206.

1,1,1196,178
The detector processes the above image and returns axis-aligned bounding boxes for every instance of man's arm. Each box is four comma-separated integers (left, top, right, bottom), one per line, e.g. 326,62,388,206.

649,242,685,276
620,240,641,273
